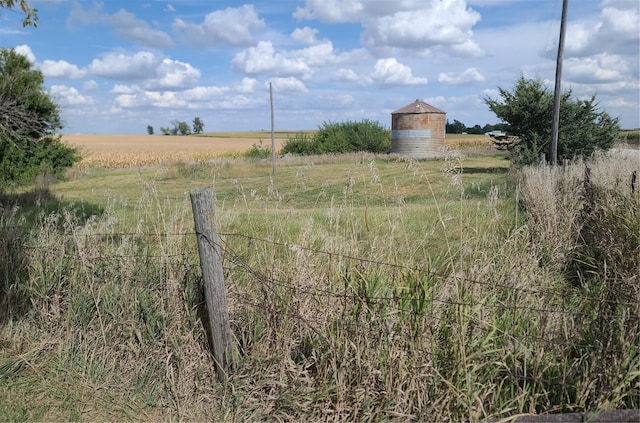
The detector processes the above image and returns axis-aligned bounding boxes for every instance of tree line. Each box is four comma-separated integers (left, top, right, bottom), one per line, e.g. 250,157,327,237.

446,120,510,135
147,117,205,136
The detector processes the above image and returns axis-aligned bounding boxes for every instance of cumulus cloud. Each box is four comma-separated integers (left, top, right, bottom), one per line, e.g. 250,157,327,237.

268,77,308,93
173,4,265,48
544,1,639,59
40,59,87,79
331,68,373,86
13,44,35,63
371,58,427,85
143,59,201,91
234,77,259,93
109,76,264,111
564,54,629,84
232,41,313,78
294,0,365,22
114,90,187,109
83,80,99,91
88,51,159,80
439,67,485,85
362,2,481,55
295,0,483,57
49,85,94,106
182,86,230,102
291,26,321,45
110,84,138,95
86,52,201,91
68,2,174,49
232,39,366,80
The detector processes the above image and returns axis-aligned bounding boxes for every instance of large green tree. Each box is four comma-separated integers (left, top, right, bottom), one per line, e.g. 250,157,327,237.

485,76,619,166
192,116,204,134
0,48,78,185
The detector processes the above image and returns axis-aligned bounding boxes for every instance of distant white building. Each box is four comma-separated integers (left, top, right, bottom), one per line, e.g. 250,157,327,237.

485,130,507,137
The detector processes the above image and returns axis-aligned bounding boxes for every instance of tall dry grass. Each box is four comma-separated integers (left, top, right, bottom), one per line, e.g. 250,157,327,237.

1,152,638,421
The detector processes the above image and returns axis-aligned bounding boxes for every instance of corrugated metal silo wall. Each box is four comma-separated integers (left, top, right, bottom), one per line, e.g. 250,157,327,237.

391,112,446,157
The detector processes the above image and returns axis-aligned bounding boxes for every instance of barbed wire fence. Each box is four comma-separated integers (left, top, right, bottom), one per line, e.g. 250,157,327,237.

4,187,638,414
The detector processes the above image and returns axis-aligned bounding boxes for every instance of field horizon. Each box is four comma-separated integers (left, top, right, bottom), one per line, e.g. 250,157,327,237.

62,132,495,169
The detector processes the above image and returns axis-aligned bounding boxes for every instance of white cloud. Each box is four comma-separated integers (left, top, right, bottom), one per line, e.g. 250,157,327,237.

291,26,320,45
564,54,628,84
294,0,365,22
232,41,313,78
173,4,265,48
68,2,174,49
83,80,99,91
232,39,367,80
234,77,259,93
268,77,308,93
165,4,176,12
545,1,639,59
182,86,231,102
40,59,87,79
439,68,485,85
13,44,35,63
297,41,341,67
331,68,373,86
362,2,482,56
108,76,263,111
86,52,201,90
371,58,427,85
295,0,483,57
49,85,94,106
88,51,159,80
143,58,201,91
114,90,188,109
110,84,138,95
294,0,426,22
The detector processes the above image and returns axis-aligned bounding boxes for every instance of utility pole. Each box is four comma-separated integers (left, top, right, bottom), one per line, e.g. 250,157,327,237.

551,0,569,166
270,82,275,175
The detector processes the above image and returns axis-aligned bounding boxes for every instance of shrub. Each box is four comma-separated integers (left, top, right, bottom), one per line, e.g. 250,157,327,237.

0,135,79,186
281,120,391,156
281,132,317,155
315,119,390,154
243,140,271,159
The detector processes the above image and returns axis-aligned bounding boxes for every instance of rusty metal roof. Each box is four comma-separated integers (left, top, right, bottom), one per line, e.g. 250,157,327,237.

392,99,446,114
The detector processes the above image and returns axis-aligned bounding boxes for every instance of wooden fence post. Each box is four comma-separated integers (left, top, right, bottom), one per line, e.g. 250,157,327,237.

190,188,234,382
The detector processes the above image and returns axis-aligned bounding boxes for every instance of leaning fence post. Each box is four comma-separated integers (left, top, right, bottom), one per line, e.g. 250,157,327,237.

190,188,233,382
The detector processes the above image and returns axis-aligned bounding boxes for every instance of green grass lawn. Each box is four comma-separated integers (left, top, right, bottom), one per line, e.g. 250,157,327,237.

48,152,515,259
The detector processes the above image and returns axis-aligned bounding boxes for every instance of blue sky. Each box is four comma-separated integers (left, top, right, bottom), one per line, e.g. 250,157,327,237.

0,0,638,134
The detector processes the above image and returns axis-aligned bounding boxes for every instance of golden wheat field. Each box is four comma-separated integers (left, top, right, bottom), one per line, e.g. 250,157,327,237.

63,134,288,169
63,132,493,169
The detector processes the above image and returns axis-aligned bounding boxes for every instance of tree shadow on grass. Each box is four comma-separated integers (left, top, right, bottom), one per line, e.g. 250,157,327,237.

0,187,104,324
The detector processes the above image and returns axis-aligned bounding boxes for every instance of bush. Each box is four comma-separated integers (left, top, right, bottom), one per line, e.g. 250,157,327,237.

281,132,317,155
243,140,271,159
281,120,391,156
485,77,619,166
0,136,80,186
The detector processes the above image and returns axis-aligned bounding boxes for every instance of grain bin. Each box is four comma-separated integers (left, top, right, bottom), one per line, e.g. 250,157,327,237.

391,99,446,158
